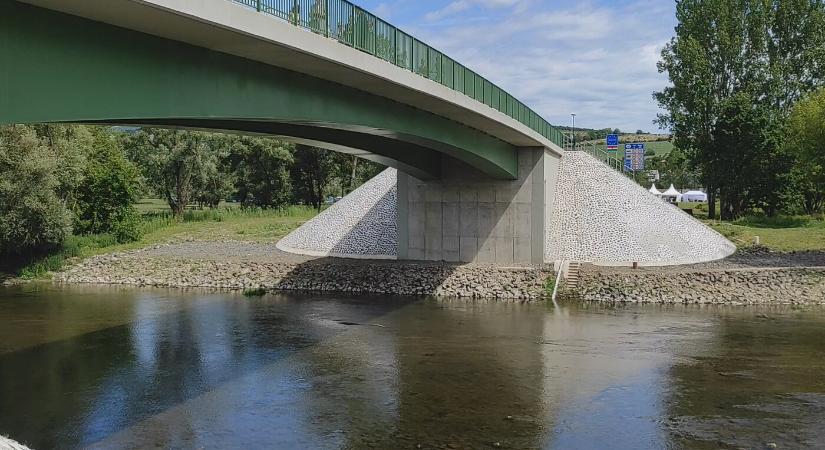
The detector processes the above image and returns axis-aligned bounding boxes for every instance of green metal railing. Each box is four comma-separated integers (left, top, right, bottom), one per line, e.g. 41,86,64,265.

563,133,630,177
231,0,564,147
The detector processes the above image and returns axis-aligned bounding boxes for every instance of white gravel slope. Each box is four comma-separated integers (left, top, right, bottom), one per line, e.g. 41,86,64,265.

276,168,397,259
545,152,736,266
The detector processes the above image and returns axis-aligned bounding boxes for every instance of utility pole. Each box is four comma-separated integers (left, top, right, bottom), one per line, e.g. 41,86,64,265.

571,113,576,150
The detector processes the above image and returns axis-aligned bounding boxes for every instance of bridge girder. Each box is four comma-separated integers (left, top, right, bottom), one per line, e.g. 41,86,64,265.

0,0,519,180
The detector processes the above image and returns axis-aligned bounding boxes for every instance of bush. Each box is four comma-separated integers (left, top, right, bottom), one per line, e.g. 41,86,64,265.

73,133,141,243
0,125,72,256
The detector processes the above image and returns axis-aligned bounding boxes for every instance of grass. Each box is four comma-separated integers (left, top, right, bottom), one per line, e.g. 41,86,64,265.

707,215,825,252
544,275,558,298
674,202,825,252
12,204,318,280
135,198,242,214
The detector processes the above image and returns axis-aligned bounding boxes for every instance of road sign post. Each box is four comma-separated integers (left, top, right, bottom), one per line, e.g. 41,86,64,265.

623,143,645,173
606,134,619,152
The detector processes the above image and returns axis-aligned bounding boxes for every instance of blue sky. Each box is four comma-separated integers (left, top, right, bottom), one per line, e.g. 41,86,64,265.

355,0,677,132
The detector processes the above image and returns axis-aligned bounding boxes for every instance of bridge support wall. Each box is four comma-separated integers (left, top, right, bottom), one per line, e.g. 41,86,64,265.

398,148,560,266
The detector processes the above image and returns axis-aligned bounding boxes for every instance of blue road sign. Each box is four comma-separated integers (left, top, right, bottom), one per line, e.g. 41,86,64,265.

606,134,619,151
624,143,646,171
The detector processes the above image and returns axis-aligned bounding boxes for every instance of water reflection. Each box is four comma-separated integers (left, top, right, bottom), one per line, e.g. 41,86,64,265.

1,285,825,449
665,308,825,448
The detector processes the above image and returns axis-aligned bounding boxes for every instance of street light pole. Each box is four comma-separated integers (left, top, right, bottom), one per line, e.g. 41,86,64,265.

571,113,576,150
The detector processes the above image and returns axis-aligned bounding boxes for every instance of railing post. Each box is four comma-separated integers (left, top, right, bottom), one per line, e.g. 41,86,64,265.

325,0,330,37
293,0,299,25
256,0,261,12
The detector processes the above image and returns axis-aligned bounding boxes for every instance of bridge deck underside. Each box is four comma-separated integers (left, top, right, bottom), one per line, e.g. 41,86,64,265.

0,0,519,180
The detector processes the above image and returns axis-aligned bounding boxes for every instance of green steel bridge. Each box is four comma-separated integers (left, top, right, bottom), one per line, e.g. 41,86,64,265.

0,0,565,180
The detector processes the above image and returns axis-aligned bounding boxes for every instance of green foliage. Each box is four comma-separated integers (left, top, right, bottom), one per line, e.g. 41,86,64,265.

0,125,72,257
124,128,217,217
711,93,787,218
291,145,337,211
242,287,267,297
73,132,141,242
543,275,557,298
784,89,825,214
226,136,293,208
646,147,699,189
329,152,384,197
656,0,825,220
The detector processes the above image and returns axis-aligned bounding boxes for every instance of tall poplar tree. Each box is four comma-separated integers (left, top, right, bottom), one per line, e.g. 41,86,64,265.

655,0,825,219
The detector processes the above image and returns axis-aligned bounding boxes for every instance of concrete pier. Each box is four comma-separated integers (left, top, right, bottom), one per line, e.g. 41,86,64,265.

397,148,560,265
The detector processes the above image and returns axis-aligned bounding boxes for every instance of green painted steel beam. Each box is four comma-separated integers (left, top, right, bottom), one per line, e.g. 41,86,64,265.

0,0,519,179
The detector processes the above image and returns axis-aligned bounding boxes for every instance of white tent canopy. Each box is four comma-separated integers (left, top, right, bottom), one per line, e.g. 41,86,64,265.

682,190,708,202
662,184,680,197
649,184,662,195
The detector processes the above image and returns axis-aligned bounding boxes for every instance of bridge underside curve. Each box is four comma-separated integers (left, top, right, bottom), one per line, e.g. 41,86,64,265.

97,119,443,180
0,0,518,180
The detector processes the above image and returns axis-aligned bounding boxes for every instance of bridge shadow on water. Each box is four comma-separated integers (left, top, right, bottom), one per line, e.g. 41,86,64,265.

0,285,554,449
0,286,416,449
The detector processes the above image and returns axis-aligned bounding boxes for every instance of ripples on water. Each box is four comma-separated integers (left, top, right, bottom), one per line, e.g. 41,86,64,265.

0,284,824,449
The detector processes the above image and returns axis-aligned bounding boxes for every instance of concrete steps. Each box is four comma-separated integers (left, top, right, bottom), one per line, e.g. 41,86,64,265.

564,261,583,290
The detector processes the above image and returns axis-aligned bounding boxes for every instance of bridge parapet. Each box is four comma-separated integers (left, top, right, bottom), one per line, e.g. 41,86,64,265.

229,0,565,148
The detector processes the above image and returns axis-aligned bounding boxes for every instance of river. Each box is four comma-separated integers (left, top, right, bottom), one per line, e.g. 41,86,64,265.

0,284,824,449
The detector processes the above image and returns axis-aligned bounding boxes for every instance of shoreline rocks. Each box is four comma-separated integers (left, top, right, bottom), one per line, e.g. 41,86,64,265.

49,242,825,304
55,248,549,300
574,266,825,304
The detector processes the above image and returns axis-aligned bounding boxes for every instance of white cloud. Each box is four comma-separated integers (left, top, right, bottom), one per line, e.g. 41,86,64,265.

425,0,523,22
372,3,393,18
404,0,676,132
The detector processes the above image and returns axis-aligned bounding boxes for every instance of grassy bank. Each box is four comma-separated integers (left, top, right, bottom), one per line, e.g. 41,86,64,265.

708,215,825,252
11,206,317,280
674,202,825,252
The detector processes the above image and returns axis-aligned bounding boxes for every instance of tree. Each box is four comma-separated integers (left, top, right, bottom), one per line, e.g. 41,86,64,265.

784,88,825,213
329,153,384,197
73,132,141,242
0,125,72,256
192,134,235,209
227,136,293,208
711,93,786,219
125,129,213,217
31,124,93,209
655,0,825,219
291,145,336,211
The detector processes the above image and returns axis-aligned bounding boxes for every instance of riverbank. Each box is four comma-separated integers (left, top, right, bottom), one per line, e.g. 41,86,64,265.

54,240,549,300
50,239,825,303
572,248,825,304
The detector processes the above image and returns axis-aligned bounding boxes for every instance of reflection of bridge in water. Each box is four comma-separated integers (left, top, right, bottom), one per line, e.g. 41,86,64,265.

6,287,818,449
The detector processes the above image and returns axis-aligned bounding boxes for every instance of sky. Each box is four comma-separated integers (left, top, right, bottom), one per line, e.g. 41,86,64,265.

354,0,677,132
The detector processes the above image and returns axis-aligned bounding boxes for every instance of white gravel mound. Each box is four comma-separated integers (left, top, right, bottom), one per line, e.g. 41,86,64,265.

278,153,735,266
545,152,736,266
276,168,397,259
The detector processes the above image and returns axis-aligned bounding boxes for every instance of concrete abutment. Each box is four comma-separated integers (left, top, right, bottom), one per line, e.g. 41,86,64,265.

397,148,560,265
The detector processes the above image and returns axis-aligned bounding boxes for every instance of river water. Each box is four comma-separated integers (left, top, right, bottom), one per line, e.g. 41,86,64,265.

0,285,824,449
